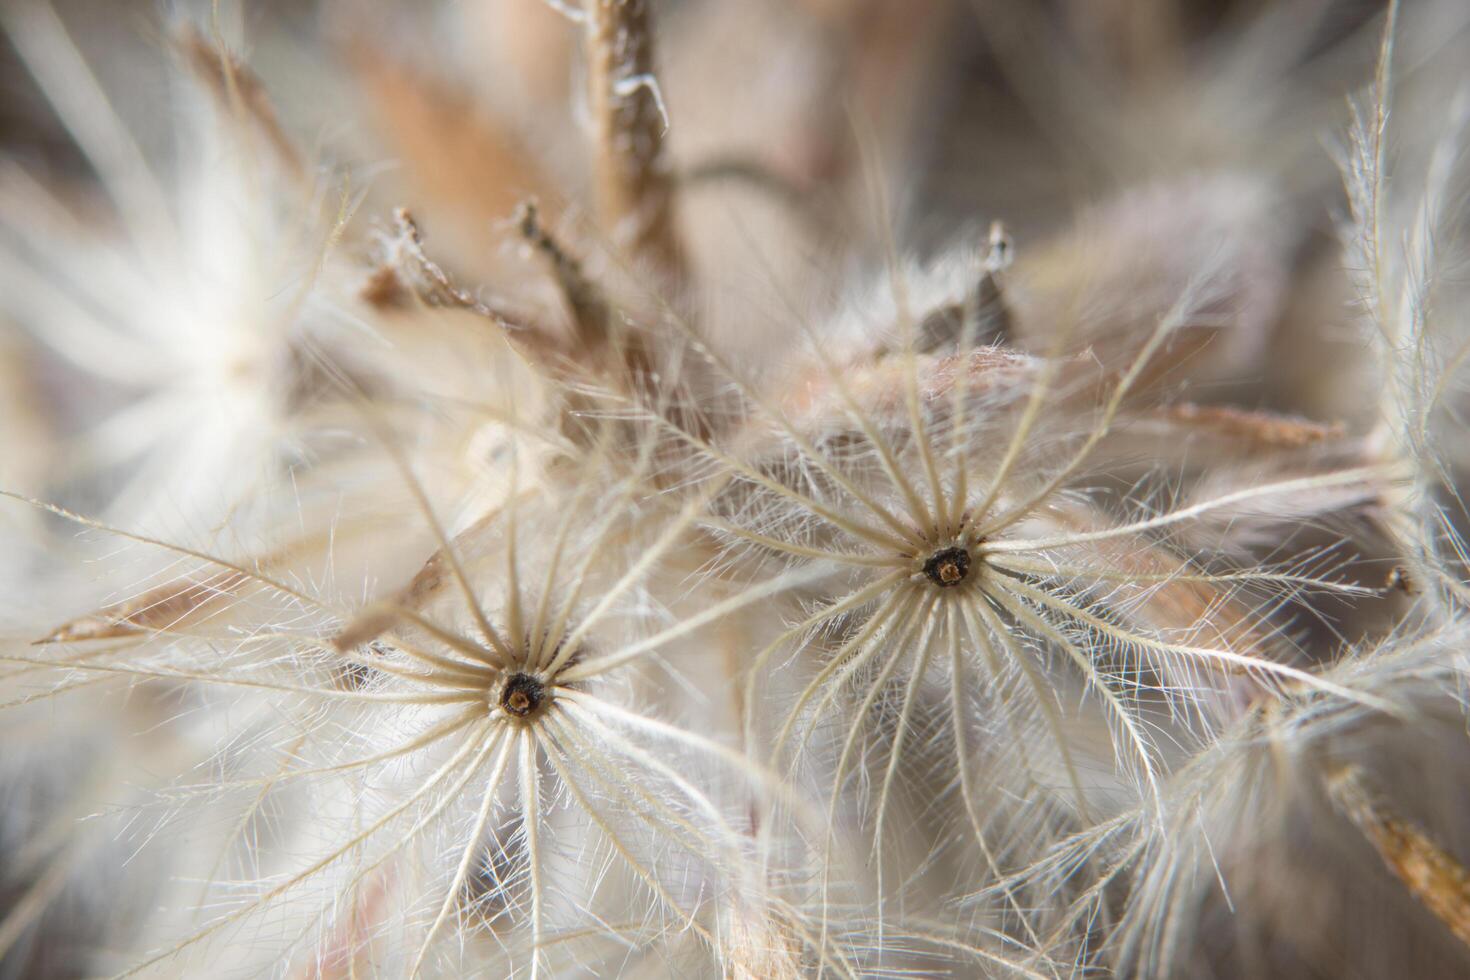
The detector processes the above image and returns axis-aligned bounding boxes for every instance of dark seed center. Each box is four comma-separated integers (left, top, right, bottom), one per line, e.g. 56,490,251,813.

500,673,545,719
923,546,971,588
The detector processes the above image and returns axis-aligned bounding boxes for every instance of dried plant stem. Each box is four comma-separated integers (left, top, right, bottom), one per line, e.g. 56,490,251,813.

585,0,687,290
516,200,613,353
37,569,250,643
1328,765,1470,951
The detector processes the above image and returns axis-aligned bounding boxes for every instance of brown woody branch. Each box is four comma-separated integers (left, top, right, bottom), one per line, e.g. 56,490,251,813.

585,0,687,291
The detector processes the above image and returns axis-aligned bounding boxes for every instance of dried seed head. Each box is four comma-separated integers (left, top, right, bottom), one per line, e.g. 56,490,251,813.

923,546,972,588
499,672,547,719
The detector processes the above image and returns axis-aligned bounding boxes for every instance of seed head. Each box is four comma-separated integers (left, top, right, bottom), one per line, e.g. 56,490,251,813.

499,672,547,719
922,546,972,588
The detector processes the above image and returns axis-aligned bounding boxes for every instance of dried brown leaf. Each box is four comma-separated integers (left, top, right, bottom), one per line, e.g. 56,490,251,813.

350,43,553,258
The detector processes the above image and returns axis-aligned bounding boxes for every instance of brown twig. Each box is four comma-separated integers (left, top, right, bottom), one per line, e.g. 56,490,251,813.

369,210,563,370
584,0,687,291
1328,765,1470,951
515,201,612,352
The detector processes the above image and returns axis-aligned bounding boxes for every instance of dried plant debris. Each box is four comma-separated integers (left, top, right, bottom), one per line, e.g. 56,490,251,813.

1,0,1470,978
1329,765,1470,951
